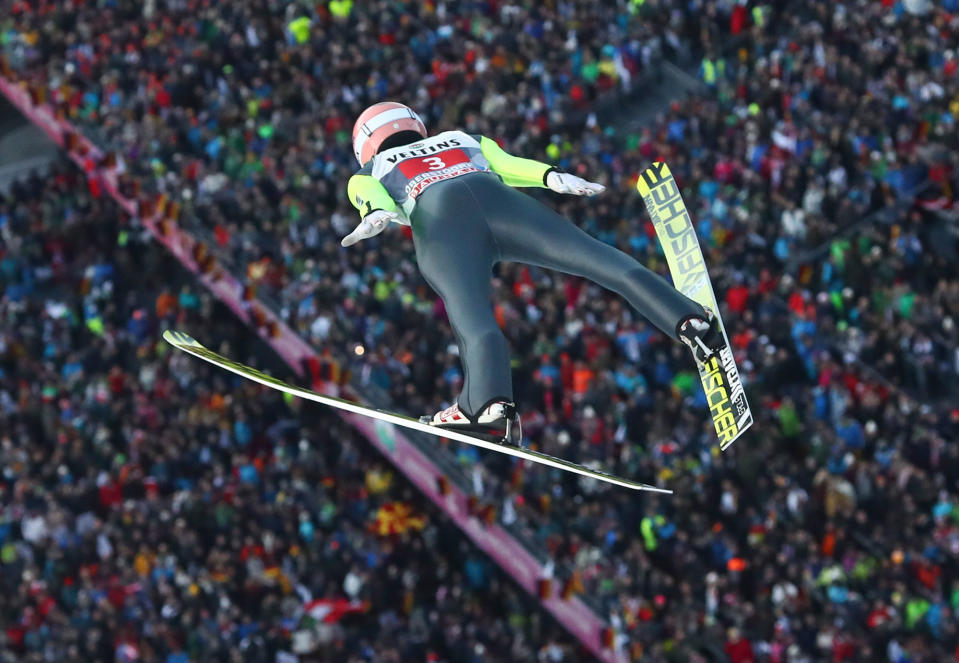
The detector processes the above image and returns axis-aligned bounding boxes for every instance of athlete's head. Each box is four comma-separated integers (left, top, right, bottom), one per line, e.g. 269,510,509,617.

352,102,427,166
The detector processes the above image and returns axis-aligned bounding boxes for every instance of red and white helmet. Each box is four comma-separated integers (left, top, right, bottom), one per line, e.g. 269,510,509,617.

352,102,427,166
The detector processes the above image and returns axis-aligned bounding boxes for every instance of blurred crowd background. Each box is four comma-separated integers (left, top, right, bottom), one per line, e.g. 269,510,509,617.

0,164,581,663
2,1,959,662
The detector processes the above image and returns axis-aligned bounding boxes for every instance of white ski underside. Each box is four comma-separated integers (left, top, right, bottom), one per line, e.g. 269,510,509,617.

163,330,672,493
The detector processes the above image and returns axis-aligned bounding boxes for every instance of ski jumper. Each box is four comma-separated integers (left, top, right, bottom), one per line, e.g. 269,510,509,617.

347,131,707,416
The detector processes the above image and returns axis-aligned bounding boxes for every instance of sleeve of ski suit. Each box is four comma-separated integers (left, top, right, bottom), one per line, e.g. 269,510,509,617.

347,170,397,218
478,136,554,188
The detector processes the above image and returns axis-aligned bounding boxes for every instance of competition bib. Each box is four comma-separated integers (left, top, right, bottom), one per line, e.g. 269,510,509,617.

370,131,493,215
397,148,481,199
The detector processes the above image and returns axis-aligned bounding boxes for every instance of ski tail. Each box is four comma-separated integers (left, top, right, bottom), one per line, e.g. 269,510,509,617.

636,161,753,449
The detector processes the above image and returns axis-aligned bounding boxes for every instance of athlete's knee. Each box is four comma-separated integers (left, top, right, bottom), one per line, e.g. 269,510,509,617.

471,320,507,347
458,316,506,350
615,265,656,294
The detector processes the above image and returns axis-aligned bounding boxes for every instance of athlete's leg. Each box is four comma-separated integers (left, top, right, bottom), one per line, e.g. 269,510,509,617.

411,178,513,415
475,178,705,339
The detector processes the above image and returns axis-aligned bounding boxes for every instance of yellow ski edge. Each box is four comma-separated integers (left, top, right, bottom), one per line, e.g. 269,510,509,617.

635,163,754,450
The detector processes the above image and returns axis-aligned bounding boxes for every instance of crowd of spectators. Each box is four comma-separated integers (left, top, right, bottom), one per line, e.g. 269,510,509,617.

3,0,959,662
0,164,581,662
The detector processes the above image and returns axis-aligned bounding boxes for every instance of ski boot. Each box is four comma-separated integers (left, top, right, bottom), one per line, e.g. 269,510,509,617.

421,399,522,446
677,307,726,363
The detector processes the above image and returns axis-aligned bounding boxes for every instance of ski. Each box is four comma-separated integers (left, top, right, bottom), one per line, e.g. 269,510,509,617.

636,162,753,450
162,330,672,492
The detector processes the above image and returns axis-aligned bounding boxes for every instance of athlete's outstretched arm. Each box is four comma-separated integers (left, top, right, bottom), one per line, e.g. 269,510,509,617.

479,136,605,196
342,174,401,247
478,136,552,187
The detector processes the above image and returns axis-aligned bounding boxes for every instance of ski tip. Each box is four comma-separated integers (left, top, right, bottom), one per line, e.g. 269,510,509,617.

636,161,673,197
642,486,673,494
162,330,203,348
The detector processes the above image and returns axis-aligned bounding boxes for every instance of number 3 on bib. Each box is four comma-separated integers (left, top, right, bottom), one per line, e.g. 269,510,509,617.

397,149,480,199
398,149,469,178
